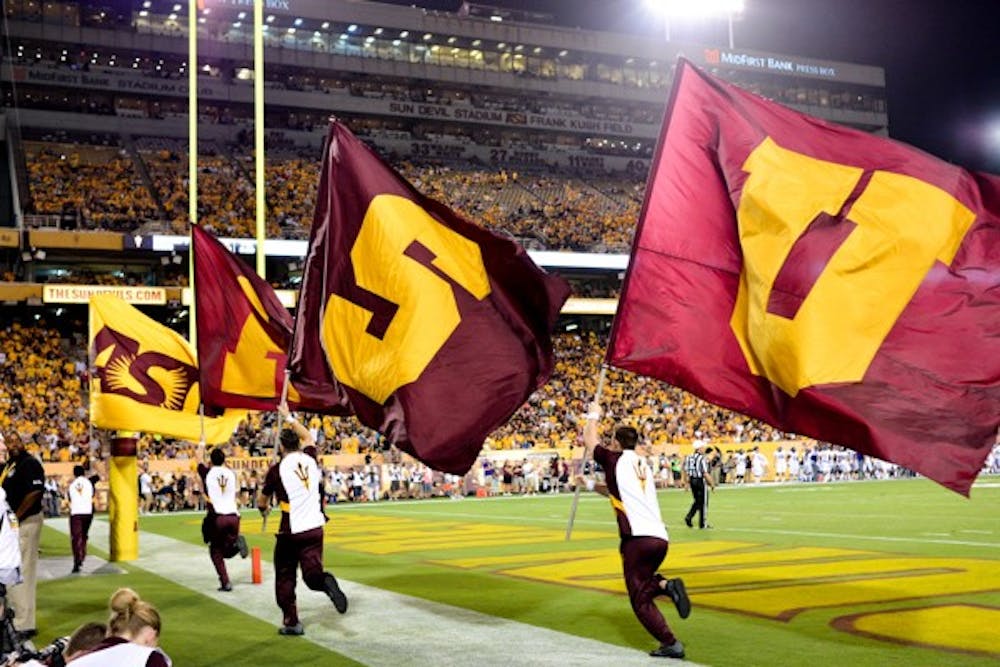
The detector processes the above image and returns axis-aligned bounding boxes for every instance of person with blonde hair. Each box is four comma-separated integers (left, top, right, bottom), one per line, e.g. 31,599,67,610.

69,588,171,666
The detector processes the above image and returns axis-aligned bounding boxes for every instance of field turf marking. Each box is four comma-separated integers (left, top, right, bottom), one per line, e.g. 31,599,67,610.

727,527,1000,548
831,604,1000,657
45,518,703,666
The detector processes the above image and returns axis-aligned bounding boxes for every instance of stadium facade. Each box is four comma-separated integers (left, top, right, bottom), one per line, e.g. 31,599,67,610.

0,0,887,328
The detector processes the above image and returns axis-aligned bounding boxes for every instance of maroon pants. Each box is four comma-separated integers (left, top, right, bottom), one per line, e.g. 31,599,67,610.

208,513,241,587
621,536,676,646
274,527,328,626
70,513,93,567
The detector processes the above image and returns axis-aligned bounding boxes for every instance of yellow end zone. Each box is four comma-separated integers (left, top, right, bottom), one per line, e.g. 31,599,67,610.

317,513,999,655
833,604,1000,657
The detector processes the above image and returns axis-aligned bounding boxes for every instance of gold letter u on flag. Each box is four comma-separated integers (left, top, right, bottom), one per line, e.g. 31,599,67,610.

730,138,975,396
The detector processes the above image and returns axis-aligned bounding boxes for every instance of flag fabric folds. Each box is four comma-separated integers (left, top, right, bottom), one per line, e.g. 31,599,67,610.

608,59,1000,496
89,294,246,444
191,224,350,414
290,120,570,474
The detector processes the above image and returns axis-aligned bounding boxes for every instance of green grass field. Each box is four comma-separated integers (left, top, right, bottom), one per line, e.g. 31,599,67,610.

33,477,1000,666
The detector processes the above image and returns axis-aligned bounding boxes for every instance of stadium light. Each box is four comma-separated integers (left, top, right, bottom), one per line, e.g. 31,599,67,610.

645,0,745,48
647,0,744,17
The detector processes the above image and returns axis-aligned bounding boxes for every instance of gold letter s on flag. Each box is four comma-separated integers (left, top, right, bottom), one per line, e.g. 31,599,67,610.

323,194,491,403
730,138,975,397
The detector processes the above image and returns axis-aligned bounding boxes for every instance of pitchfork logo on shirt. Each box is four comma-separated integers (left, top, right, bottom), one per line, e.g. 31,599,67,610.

295,462,311,490
634,461,648,493
218,476,228,493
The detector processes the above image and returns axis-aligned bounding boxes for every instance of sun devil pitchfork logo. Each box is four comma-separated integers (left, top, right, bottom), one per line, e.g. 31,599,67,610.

91,326,199,409
294,462,311,490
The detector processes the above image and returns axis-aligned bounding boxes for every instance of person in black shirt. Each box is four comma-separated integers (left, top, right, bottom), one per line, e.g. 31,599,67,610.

0,432,45,637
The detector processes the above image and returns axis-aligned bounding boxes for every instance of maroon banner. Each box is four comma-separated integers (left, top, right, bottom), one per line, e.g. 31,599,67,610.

290,120,569,474
192,225,350,414
609,59,1000,496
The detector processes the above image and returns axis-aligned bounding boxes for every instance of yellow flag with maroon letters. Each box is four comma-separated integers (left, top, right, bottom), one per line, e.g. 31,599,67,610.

89,294,245,444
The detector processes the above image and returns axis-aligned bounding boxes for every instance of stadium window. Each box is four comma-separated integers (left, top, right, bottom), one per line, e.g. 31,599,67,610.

499,51,513,73
482,49,500,72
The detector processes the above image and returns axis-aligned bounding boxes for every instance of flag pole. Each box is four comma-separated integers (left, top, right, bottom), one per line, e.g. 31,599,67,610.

263,369,291,533
274,369,291,459
565,364,607,540
187,0,198,346
253,0,266,278
198,403,205,445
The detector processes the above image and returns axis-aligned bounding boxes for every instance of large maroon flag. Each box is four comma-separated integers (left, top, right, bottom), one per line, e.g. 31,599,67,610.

609,59,1000,496
290,120,570,474
192,225,350,414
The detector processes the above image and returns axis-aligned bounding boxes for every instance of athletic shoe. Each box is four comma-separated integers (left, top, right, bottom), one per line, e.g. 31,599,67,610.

684,516,693,528
71,564,81,574
650,640,685,659
237,535,249,559
278,623,304,636
324,573,348,614
218,582,233,592
666,578,691,619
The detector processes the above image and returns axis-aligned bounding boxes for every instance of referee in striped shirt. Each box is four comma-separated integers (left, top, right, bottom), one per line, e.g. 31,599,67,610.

682,441,715,529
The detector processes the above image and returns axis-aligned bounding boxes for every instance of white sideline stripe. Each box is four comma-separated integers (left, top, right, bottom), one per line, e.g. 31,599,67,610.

728,527,1000,549
46,518,704,667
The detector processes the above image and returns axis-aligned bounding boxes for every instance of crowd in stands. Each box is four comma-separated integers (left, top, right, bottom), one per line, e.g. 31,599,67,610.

13,321,997,520
0,322,91,463
24,135,645,250
24,143,159,231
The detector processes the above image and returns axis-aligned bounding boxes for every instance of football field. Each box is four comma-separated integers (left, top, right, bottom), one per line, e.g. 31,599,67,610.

36,477,1000,666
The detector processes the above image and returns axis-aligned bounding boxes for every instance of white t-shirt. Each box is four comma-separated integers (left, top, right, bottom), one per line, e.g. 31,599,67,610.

70,641,171,667
595,446,668,541
139,472,153,495
205,466,239,515
0,488,22,585
279,452,324,534
69,475,94,515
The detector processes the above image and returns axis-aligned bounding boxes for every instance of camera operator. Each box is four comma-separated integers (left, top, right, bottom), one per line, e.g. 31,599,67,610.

6,621,106,666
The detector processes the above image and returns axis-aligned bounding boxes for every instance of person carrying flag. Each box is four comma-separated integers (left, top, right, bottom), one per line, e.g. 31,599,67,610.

68,465,95,574
579,401,691,659
258,404,347,635
196,443,248,592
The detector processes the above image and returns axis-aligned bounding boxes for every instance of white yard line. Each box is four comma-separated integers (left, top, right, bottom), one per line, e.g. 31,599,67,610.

46,518,704,667
726,527,1000,549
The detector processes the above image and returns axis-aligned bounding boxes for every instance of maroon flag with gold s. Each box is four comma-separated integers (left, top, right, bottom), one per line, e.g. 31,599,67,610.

192,224,350,414
609,59,1000,496
290,120,569,474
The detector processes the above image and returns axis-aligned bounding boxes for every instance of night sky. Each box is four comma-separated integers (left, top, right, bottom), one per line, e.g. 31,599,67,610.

379,0,1000,173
